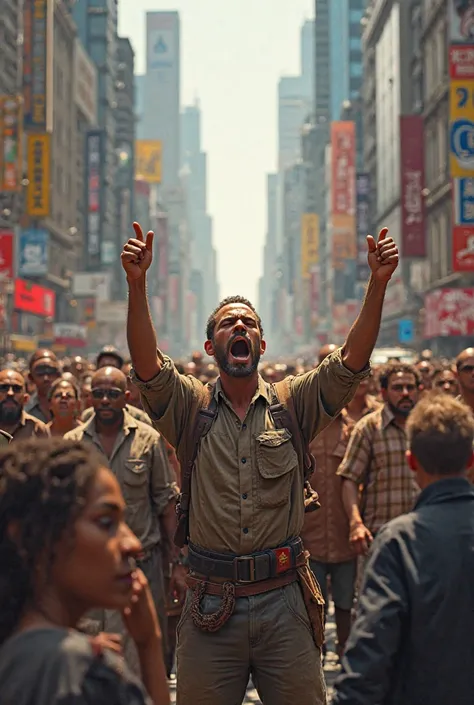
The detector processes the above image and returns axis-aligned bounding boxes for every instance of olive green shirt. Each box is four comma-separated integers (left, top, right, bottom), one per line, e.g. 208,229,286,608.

65,410,177,551
132,348,369,555
81,404,152,426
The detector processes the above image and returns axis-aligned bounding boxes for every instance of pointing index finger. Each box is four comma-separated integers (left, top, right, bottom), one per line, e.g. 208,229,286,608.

132,222,144,242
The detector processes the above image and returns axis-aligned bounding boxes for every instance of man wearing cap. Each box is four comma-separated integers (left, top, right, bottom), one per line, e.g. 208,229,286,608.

25,350,61,423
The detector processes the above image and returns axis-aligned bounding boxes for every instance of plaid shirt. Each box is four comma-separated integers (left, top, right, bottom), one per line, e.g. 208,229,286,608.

337,404,419,534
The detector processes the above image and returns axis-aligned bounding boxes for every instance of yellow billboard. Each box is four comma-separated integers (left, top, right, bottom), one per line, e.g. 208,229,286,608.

135,140,162,183
26,133,50,217
301,213,319,279
449,80,474,178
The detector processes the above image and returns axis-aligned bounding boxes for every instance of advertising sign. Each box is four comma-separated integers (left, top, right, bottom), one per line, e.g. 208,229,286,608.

449,1,474,44
453,177,474,225
85,130,103,258
331,122,356,218
0,96,22,191
72,272,111,302
453,226,474,271
23,0,53,131
0,231,14,280
398,319,414,344
332,230,357,270
449,45,474,79
146,12,177,72
26,133,50,216
53,323,87,348
449,81,474,178
301,213,319,279
14,279,55,318
135,140,162,183
356,173,370,281
73,39,97,125
424,288,474,338
19,228,49,276
400,115,426,256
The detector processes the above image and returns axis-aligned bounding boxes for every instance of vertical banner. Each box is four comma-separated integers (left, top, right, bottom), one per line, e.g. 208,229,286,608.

0,231,14,280
0,96,22,192
85,130,104,262
26,133,50,217
400,115,426,257
449,4,474,272
356,173,370,282
135,140,162,183
331,121,356,269
300,213,319,279
23,0,53,132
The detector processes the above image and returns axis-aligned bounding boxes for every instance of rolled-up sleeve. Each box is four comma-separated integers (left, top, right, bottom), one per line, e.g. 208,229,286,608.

336,417,372,484
292,348,370,444
131,349,202,448
150,436,179,515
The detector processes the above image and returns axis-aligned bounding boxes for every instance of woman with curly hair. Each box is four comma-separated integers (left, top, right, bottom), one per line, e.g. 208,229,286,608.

0,437,169,705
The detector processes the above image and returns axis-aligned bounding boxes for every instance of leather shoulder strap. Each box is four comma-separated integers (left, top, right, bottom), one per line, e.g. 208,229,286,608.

270,378,314,481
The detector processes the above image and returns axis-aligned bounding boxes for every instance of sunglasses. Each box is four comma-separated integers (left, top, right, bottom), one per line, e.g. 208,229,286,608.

34,366,60,377
0,383,23,394
459,365,474,374
91,388,124,400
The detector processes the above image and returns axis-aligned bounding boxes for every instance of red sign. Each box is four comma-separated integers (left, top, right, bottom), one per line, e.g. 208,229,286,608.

14,278,55,317
331,122,356,217
0,231,14,279
449,45,474,80
424,288,474,338
400,115,426,257
453,226,474,271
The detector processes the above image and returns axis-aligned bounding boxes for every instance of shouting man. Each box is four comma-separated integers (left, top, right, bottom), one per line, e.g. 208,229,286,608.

121,222,399,705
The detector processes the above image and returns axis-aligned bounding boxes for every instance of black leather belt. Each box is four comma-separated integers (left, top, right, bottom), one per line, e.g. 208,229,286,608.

188,537,305,583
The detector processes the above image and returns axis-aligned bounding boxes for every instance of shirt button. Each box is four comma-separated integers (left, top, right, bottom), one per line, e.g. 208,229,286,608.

243,527,249,534
241,457,247,464
242,493,248,500
242,423,247,430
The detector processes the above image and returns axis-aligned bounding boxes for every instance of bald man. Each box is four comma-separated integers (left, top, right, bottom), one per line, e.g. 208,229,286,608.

65,366,183,672
0,369,49,441
456,348,474,413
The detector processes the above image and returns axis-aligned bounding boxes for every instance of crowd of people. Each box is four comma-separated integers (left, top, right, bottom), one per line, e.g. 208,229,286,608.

1,225,474,704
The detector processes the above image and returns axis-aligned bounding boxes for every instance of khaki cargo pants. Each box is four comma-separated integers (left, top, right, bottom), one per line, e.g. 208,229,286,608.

176,580,327,705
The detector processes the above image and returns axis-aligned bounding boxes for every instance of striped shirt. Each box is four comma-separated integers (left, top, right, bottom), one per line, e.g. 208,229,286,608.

337,404,419,534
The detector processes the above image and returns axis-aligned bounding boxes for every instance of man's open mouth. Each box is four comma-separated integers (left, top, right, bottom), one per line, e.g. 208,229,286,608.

229,337,250,361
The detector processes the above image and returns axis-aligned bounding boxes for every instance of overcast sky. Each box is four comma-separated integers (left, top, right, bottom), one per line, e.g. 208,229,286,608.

119,0,314,304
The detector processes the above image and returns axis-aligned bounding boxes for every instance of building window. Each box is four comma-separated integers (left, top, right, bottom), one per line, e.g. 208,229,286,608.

349,36,360,50
350,63,363,77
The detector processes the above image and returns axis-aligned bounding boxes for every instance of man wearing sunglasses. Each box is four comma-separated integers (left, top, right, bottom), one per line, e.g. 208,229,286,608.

65,365,183,673
26,350,61,423
0,369,50,441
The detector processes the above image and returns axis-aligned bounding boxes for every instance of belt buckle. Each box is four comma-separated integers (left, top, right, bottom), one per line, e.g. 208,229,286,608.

234,555,256,583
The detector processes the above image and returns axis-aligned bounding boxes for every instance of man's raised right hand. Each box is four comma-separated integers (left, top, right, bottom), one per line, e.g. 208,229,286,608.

121,222,154,281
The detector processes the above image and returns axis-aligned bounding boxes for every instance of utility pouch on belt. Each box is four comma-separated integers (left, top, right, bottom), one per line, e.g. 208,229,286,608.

297,558,326,649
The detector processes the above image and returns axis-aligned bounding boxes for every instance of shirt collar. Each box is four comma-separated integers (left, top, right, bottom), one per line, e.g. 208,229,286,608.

381,403,397,430
213,375,271,406
414,477,474,509
82,409,137,439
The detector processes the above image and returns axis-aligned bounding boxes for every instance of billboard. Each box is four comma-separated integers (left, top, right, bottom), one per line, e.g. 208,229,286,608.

356,173,370,281
331,121,356,218
72,272,111,301
424,288,474,338
26,133,50,216
0,96,22,192
135,140,162,183
301,213,319,279
19,229,49,276
23,0,53,132
73,39,98,125
449,45,474,80
449,1,474,44
449,80,474,177
14,279,55,317
0,231,14,280
85,130,104,259
53,323,87,348
146,12,178,72
400,115,426,257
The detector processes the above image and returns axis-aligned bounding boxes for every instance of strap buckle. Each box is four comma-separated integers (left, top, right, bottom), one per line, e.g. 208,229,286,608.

234,555,256,583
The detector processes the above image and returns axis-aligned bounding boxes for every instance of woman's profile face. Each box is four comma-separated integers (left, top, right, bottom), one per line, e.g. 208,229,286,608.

48,467,142,613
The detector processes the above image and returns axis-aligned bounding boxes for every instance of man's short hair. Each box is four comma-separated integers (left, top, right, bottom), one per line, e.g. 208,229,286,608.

379,362,420,390
407,393,474,475
206,296,263,341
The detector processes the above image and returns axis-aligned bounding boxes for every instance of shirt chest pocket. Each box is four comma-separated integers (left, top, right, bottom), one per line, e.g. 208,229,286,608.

255,429,298,508
123,459,149,500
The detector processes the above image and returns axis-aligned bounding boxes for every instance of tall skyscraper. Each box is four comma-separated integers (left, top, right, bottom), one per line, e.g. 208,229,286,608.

314,0,330,123
277,76,310,171
300,19,315,100
144,11,180,186
330,0,366,120
134,74,146,140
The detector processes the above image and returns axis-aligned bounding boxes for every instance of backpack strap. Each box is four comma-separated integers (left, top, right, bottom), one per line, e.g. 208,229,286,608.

271,379,320,513
174,384,217,548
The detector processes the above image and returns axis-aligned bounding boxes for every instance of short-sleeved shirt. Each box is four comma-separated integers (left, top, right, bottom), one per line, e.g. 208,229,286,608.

65,410,178,551
10,411,50,442
0,627,151,705
132,347,369,554
337,404,419,534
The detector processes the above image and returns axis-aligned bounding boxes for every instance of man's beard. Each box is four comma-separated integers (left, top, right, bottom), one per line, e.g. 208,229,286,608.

0,400,22,425
214,337,261,378
388,400,415,418
95,408,123,425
